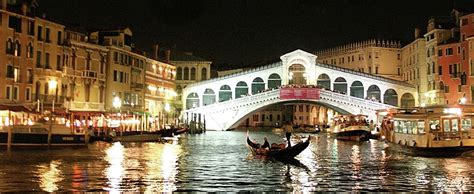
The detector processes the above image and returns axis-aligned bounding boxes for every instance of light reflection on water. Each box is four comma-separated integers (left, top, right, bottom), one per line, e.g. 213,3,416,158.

0,129,473,192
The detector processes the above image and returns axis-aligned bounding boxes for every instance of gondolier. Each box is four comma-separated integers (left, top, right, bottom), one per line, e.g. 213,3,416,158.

283,121,294,147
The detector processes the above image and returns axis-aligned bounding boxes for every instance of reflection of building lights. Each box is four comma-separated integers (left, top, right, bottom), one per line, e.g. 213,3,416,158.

37,160,64,192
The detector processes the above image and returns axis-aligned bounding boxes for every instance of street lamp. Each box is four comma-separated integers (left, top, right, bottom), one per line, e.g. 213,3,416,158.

49,79,58,112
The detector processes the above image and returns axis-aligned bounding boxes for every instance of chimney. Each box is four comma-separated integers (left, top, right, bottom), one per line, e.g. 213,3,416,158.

414,28,420,39
165,49,171,63
153,44,159,60
21,2,27,15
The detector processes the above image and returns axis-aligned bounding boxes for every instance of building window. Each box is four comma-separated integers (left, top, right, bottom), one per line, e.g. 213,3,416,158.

27,43,33,58
375,66,379,74
8,16,22,32
27,69,33,83
6,38,13,54
177,67,182,80
36,51,42,67
201,68,207,81
57,31,62,45
45,28,51,43
446,48,453,55
26,87,31,101
190,67,196,80
438,49,443,56
458,85,462,92
14,40,20,56
27,21,34,36
13,86,19,101
397,68,400,75
6,65,14,78
253,114,258,122
113,70,118,81
5,86,11,100
45,53,50,69
37,26,43,41
438,66,442,75
183,67,189,80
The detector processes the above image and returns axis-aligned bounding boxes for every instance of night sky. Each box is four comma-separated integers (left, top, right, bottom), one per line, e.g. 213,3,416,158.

39,0,474,69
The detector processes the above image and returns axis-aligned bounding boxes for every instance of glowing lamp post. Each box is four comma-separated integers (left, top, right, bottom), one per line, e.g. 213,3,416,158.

49,79,58,112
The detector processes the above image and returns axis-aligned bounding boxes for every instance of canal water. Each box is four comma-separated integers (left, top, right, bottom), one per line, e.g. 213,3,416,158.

0,129,473,192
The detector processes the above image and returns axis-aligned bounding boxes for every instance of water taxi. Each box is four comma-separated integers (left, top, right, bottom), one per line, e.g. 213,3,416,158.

379,105,474,157
329,114,372,141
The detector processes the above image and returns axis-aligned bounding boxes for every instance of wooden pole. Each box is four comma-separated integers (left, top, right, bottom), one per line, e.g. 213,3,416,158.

198,113,202,133
203,115,206,133
7,110,12,150
48,114,53,147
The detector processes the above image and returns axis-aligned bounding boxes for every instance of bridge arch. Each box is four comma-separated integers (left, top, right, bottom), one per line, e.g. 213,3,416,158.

333,77,347,94
383,89,398,106
219,85,232,102
186,92,200,109
401,93,415,108
317,73,331,89
251,77,265,94
350,81,364,99
203,88,216,106
268,73,282,89
367,85,381,102
235,81,249,99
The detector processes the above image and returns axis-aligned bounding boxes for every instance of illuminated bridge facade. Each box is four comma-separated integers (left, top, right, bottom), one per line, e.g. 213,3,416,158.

182,49,417,130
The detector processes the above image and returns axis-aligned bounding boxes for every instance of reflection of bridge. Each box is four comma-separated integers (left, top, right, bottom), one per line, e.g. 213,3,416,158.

182,50,417,130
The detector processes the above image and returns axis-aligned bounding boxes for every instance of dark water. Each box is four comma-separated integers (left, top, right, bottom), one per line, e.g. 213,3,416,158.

0,129,473,192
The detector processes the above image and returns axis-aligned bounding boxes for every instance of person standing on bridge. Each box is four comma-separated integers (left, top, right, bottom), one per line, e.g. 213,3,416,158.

284,121,294,147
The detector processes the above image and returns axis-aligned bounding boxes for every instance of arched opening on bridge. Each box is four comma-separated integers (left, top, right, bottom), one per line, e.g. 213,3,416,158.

186,93,200,109
367,85,381,102
267,73,282,89
219,85,232,102
251,77,265,94
288,64,306,85
401,93,415,108
235,81,248,99
350,81,364,99
383,89,398,106
202,88,216,106
333,77,347,94
317,74,331,89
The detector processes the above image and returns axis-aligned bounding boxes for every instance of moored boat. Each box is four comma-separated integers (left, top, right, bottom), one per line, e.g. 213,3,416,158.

378,105,474,157
246,136,310,159
329,114,372,141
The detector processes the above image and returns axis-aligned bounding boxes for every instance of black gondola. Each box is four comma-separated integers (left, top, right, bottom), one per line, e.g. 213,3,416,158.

246,136,311,159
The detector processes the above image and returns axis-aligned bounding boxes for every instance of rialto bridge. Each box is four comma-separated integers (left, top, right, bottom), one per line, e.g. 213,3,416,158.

182,49,417,131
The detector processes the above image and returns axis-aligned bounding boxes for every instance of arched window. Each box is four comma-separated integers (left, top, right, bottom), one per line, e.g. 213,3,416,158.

202,88,216,106
186,93,200,109
317,74,331,89
251,77,265,94
367,85,381,102
190,67,196,80
401,93,415,108
350,81,364,99
6,38,13,54
176,67,182,80
235,81,248,99
383,89,398,106
201,68,207,81
14,40,21,56
333,77,347,94
44,82,49,95
183,67,189,80
267,73,281,89
27,43,33,58
219,85,232,102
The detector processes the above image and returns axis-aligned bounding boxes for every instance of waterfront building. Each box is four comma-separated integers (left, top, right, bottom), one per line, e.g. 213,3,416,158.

61,28,108,129
424,12,459,105
89,27,147,130
315,39,402,80
145,45,176,130
401,28,427,106
171,51,211,112
460,13,474,103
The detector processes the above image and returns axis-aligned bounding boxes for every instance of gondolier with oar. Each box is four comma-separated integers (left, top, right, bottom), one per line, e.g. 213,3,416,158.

283,121,294,147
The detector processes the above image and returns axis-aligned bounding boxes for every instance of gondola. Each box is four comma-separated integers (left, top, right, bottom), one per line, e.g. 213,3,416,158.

246,136,311,159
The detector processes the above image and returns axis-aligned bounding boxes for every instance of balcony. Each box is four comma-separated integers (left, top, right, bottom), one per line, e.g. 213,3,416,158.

131,82,144,90
82,70,97,78
33,94,66,103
